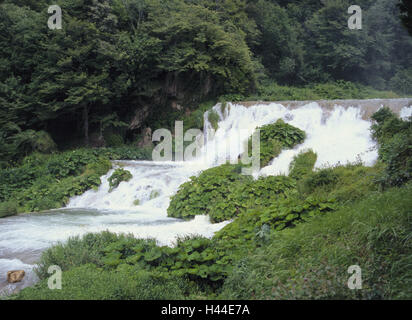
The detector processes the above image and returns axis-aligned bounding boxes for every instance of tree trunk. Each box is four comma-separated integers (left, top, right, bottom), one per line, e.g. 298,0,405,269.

83,105,89,146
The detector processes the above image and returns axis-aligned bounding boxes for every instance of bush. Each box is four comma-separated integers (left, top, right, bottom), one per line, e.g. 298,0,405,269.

244,119,306,167
33,232,230,291
0,200,18,218
108,168,133,192
168,164,251,222
104,133,124,147
389,69,412,95
289,149,317,180
371,108,412,187
300,164,381,203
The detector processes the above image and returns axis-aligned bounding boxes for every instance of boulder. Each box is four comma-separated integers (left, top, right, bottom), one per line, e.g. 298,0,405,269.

7,270,25,283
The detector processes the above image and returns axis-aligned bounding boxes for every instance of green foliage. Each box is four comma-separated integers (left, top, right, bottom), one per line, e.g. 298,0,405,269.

389,69,412,95
104,133,124,147
0,200,18,218
246,119,306,167
16,264,190,300
33,232,230,290
289,149,317,180
108,168,133,192
220,184,412,300
300,164,381,204
248,80,401,102
0,146,150,212
260,119,306,149
215,195,337,244
371,108,412,187
168,164,251,222
207,110,220,131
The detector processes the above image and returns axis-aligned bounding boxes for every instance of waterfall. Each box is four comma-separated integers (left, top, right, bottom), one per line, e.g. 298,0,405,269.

0,100,411,294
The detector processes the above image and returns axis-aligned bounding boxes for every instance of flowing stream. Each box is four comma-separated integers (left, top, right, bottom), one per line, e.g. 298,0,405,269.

0,100,411,295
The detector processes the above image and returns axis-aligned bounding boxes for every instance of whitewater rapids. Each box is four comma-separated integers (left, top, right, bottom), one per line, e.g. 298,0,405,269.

0,101,411,294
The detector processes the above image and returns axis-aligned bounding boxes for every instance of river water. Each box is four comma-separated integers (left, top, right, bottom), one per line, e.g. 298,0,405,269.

0,100,411,295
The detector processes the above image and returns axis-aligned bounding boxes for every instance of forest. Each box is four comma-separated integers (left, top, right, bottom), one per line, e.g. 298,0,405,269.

1,0,412,166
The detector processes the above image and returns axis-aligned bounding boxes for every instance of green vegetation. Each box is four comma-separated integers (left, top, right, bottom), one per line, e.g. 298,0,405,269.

245,119,306,167
289,149,317,180
16,264,192,300
167,164,251,222
1,0,411,166
0,201,18,218
220,183,412,299
371,107,412,187
243,81,403,102
0,146,151,215
108,168,133,192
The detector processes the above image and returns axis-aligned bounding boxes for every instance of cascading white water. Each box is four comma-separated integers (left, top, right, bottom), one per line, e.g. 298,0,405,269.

0,101,411,294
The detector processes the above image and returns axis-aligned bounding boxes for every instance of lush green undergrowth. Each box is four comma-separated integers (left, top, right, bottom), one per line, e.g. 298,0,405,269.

220,183,412,299
221,81,405,102
0,146,152,215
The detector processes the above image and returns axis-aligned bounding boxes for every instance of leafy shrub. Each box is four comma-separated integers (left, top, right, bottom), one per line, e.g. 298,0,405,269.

0,200,18,218
34,232,230,291
303,168,339,191
108,168,133,192
389,69,412,95
215,195,337,244
244,119,306,167
378,132,412,186
104,133,124,147
300,164,381,203
371,108,412,187
168,164,251,222
289,149,317,180
0,146,151,213
168,162,298,223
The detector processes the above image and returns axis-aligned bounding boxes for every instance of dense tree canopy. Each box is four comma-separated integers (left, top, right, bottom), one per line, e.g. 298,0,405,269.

0,0,411,164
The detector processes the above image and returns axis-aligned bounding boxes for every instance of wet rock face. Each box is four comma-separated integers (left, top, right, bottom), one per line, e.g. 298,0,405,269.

7,270,25,283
